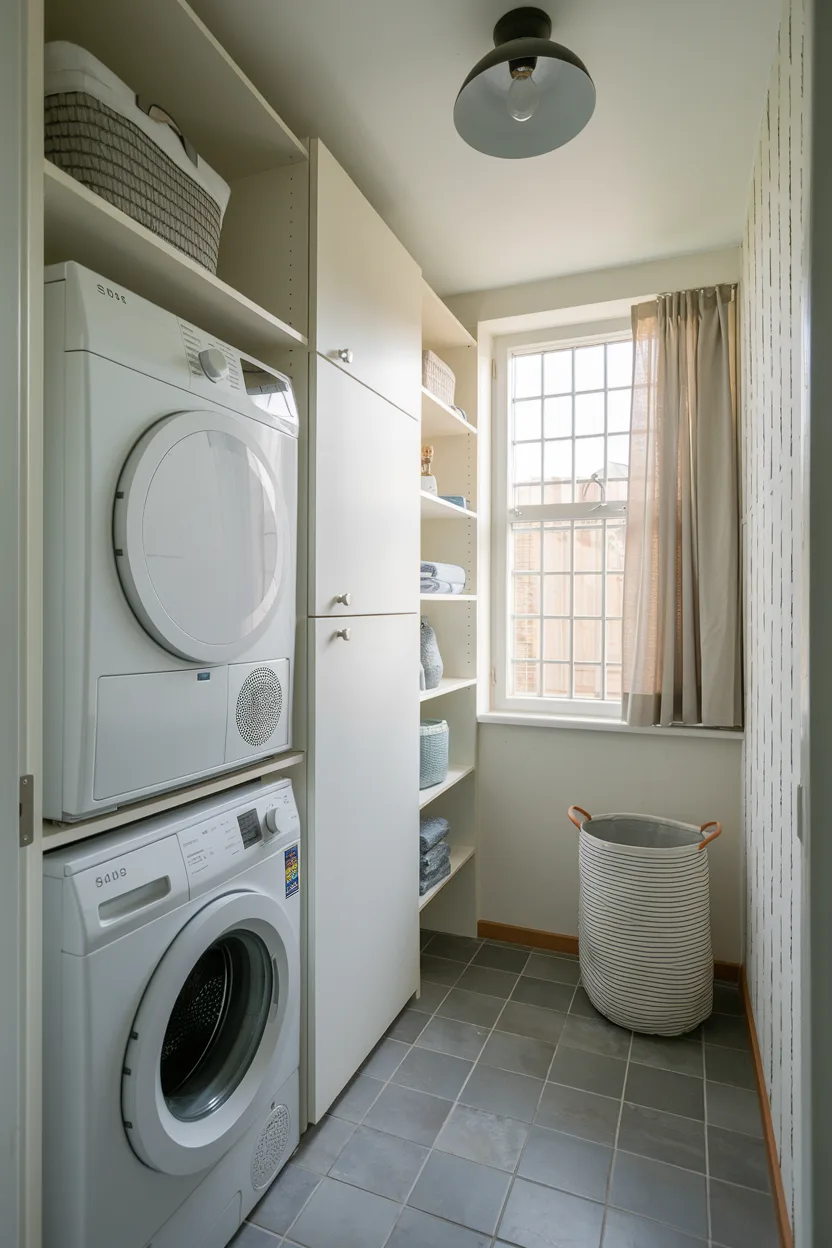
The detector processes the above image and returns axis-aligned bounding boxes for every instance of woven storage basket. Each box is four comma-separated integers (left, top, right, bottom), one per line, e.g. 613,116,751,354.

44,42,230,273
419,719,449,789
422,351,456,408
566,806,722,1036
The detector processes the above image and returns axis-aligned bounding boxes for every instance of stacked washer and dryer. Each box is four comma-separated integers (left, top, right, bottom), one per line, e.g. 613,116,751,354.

41,262,303,1248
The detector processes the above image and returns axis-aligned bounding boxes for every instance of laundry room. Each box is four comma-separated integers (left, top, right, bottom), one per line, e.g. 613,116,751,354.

0,1,826,1247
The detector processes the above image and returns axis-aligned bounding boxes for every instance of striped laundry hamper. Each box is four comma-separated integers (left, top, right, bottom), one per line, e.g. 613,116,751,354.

567,806,722,1036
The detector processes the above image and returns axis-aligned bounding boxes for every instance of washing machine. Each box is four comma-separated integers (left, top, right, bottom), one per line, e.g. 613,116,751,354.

43,261,299,821
43,777,302,1248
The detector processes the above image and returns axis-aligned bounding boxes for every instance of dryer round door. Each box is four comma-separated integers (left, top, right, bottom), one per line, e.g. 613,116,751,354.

114,410,290,663
122,890,298,1176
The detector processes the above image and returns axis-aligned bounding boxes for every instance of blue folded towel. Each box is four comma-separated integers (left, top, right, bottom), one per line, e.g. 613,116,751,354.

421,578,465,595
440,496,468,510
420,857,451,896
421,562,466,584
420,840,450,877
420,816,450,853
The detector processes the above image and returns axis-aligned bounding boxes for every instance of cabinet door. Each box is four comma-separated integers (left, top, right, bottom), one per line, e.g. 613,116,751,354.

311,357,419,617
313,141,422,420
308,613,419,1120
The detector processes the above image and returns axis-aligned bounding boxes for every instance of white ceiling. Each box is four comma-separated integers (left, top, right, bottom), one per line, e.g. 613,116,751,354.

193,0,781,297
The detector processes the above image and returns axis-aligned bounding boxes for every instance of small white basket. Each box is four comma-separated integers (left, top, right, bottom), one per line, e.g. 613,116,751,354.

566,805,722,1036
422,351,456,408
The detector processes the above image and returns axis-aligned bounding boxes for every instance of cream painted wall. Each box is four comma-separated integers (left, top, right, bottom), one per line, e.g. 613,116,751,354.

477,725,744,962
446,246,741,336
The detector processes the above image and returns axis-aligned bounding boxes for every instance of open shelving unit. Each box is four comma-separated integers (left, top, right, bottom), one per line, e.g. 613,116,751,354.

421,387,478,438
419,844,475,912
43,0,309,367
420,677,478,703
420,491,477,521
44,163,307,356
418,280,479,933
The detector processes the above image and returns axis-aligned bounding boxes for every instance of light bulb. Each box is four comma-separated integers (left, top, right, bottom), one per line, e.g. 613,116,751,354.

506,71,540,122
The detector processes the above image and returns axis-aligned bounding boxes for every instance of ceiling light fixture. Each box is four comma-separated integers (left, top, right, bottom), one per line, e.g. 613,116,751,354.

454,7,595,159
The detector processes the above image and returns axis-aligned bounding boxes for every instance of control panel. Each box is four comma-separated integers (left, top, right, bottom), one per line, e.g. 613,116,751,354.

175,778,301,892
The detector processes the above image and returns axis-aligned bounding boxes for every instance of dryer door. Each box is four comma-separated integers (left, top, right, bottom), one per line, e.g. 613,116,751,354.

122,890,298,1176
114,410,290,663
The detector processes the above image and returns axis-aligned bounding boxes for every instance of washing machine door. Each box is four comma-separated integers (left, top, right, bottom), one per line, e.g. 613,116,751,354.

122,890,297,1176
113,410,290,663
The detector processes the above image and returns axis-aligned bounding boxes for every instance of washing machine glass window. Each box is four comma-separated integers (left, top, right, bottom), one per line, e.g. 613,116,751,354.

122,889,297,1176
114,410,290,663
161,928,274,1122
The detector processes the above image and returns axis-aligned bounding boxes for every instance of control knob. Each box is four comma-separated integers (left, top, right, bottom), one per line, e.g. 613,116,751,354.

198,347,229,383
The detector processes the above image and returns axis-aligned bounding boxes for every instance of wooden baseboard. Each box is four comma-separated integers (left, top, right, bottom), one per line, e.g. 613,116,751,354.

740,968,793,1248
477,920,579,954
477,921,741,983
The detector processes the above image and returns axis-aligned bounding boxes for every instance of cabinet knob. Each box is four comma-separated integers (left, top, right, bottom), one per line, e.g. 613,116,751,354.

335,628,352,641
338,348,354,364
335,592,352,606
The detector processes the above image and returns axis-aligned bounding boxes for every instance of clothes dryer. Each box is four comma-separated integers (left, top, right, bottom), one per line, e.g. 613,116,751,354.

44,262,299,820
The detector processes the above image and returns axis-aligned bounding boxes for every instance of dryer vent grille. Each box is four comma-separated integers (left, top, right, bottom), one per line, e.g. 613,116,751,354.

236,667,283,747
251,1103,292,1190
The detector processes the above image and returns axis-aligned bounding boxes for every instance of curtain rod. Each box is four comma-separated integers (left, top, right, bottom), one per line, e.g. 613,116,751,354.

655,283,738,300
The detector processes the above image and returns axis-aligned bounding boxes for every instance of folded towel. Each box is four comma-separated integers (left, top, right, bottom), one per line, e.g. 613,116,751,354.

420,840,450,879
420,816,450,853
420,856,452,896
440,495,468,510
421,562,466,584
421,579,465,595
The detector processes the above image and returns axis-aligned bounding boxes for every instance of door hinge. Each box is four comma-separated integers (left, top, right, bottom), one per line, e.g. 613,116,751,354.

19,775,34,847
491,359,497,380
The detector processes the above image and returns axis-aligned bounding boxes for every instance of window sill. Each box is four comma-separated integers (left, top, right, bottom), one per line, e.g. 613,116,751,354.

478,711,744,741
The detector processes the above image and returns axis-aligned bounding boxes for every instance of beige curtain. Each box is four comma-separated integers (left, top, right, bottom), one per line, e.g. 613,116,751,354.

622,286,741,728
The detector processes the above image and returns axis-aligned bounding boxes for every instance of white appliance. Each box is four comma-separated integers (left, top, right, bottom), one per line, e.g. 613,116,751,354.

43,778,302,1248
43,261,299,821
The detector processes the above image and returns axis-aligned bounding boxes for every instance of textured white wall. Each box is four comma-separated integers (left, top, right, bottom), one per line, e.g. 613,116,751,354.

741,0,807,1226
477,724,744,962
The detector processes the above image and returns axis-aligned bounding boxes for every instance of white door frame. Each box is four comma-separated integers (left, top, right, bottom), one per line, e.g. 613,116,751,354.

0,0,43,1244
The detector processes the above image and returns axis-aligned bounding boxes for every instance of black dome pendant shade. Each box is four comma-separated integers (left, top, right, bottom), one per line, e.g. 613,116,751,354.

454,7,595,159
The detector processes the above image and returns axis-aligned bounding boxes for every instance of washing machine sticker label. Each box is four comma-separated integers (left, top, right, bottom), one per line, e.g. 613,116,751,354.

285,845,299,898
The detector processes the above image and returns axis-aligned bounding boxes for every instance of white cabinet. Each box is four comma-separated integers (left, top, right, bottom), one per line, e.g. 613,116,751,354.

312,142,422,420
310,357,420,617
308,612,419,1119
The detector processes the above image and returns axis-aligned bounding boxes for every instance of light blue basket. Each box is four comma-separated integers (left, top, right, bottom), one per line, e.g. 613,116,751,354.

420,719,449,789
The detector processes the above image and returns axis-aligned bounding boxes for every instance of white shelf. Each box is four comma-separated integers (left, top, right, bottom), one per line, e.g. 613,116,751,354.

46,0,307,179
420,492,477,521
420,677,478,703
44,163,307,356
42,751,305,851
421,388,478,438
419,845,476,911
422,281,476,351
419,765,475,810
420,593,477,603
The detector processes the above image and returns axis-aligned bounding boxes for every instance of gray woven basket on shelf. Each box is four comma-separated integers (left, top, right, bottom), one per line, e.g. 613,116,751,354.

419,719,449,789
45,91,224,272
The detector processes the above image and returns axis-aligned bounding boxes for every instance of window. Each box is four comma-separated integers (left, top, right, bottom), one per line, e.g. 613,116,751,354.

493,330,633,718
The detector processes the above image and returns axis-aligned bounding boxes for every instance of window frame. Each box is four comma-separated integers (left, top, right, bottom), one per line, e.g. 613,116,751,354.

491,320,633,720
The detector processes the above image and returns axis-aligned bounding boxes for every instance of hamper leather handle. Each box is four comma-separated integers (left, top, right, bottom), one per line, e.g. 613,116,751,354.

699,821,722,849
567,805,592,829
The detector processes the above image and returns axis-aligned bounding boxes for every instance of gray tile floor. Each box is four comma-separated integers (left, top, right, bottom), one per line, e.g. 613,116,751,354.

234,935,778,1248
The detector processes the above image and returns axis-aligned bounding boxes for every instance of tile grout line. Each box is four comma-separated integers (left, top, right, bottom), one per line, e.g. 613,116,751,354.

598,1023,634,1246
272,953,747,1248
704,1051,713,1248
486,973,585,1248
378,936,529,1248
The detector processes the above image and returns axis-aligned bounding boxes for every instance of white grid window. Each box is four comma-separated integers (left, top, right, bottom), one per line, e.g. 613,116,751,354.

496,333,633,717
